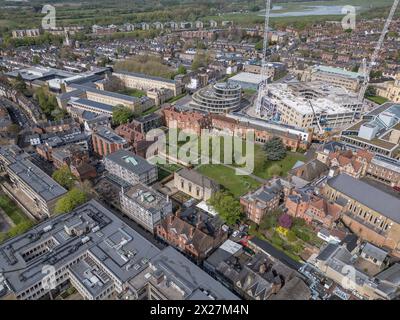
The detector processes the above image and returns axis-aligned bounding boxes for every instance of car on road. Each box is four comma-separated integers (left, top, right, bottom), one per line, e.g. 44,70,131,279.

232,230,240,238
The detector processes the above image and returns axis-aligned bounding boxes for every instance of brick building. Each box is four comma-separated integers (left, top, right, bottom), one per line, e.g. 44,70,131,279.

285,191,342,228
322,174,400,254
155,207,228,262
92,126,128,157
240,179,292,224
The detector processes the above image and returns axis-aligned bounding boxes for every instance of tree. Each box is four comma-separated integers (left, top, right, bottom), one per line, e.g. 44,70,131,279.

177,65,187,75
278,213,292,229
286,230,297,242
267,164,283,177
365,86,377,97
14,73,27,93
106,75,124,92
52,165,76,190
191,52,210,71
208,191,242,226
35,86,65,120
263,137,287,161
55,188,88,215
32,55,40,65
112,105,135,125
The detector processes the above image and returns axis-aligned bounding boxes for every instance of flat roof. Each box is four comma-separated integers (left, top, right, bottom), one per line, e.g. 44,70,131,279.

8,159,67,202
123,183,168,212
94,126,127,144
327,173,400,223
267,81,361,116
229,72,264,85
0,200,161,294
105,149,155,176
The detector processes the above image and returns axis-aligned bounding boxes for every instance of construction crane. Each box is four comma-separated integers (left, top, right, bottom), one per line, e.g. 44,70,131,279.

307,100,324,135
255,0,272,116
358,0,399,102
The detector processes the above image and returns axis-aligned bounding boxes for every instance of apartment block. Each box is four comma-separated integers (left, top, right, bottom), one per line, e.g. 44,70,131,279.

0,146,67,219
120,183,172,233
104,149,158,185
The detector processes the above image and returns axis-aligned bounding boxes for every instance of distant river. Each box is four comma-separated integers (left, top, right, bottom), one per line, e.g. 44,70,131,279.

260,5,362,17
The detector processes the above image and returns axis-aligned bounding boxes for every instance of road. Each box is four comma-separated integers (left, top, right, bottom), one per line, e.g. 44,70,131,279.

0,97,33,127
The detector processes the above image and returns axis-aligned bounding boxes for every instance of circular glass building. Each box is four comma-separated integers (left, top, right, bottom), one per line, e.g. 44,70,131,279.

190,82,242,114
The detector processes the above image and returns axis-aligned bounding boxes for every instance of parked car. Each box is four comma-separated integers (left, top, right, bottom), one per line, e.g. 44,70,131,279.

232,230,240,238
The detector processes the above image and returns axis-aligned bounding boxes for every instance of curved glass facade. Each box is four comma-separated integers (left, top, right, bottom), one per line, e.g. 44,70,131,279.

190,82,242,114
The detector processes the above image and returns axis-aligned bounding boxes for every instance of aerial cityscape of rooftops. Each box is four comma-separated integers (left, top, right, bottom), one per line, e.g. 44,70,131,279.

0,0,400,305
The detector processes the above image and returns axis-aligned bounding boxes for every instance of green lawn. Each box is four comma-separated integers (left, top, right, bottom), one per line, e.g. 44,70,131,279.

233,142,306,180
166,133,305,181
141,105,160,116
196,164,261,198
366,95,389,105
253,146,306,180
118,88,146,98
0,194,34,244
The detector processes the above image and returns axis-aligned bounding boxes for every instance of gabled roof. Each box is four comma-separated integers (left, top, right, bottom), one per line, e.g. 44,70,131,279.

327,174,400,223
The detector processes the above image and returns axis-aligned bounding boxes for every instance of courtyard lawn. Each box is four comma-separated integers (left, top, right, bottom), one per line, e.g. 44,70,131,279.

117,88,146,98
253,146,306,180
234,142,306,180
141,105,160,116
196,164,261,198
0,194,34,243
366,95,389,105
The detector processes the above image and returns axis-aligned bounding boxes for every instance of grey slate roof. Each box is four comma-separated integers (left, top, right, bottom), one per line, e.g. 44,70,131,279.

105,149,155,175
361,243,388,263
70,83,139,103
250,237,303,271
327,173,400,223
113,70,176,84
149,246,239,300
69,98,113,113
176,168,219,190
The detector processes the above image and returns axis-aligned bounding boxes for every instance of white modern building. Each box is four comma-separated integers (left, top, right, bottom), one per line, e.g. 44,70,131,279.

264,81,363,130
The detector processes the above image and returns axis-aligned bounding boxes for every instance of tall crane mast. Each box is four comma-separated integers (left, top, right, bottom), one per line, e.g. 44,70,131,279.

255,0,272,116
358,0,399,102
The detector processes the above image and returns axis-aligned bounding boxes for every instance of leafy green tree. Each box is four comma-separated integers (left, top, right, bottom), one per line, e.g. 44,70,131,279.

35,86,65,120
55,188,88,215
112,105,135,125
365,86,377,97
177,65,187,75
14,73,27,93
32,55,41,65
191,52,209,71
267,164,283,177
208,191,242,226
286,230,297,242
263,137,287,161
52,165,76,190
